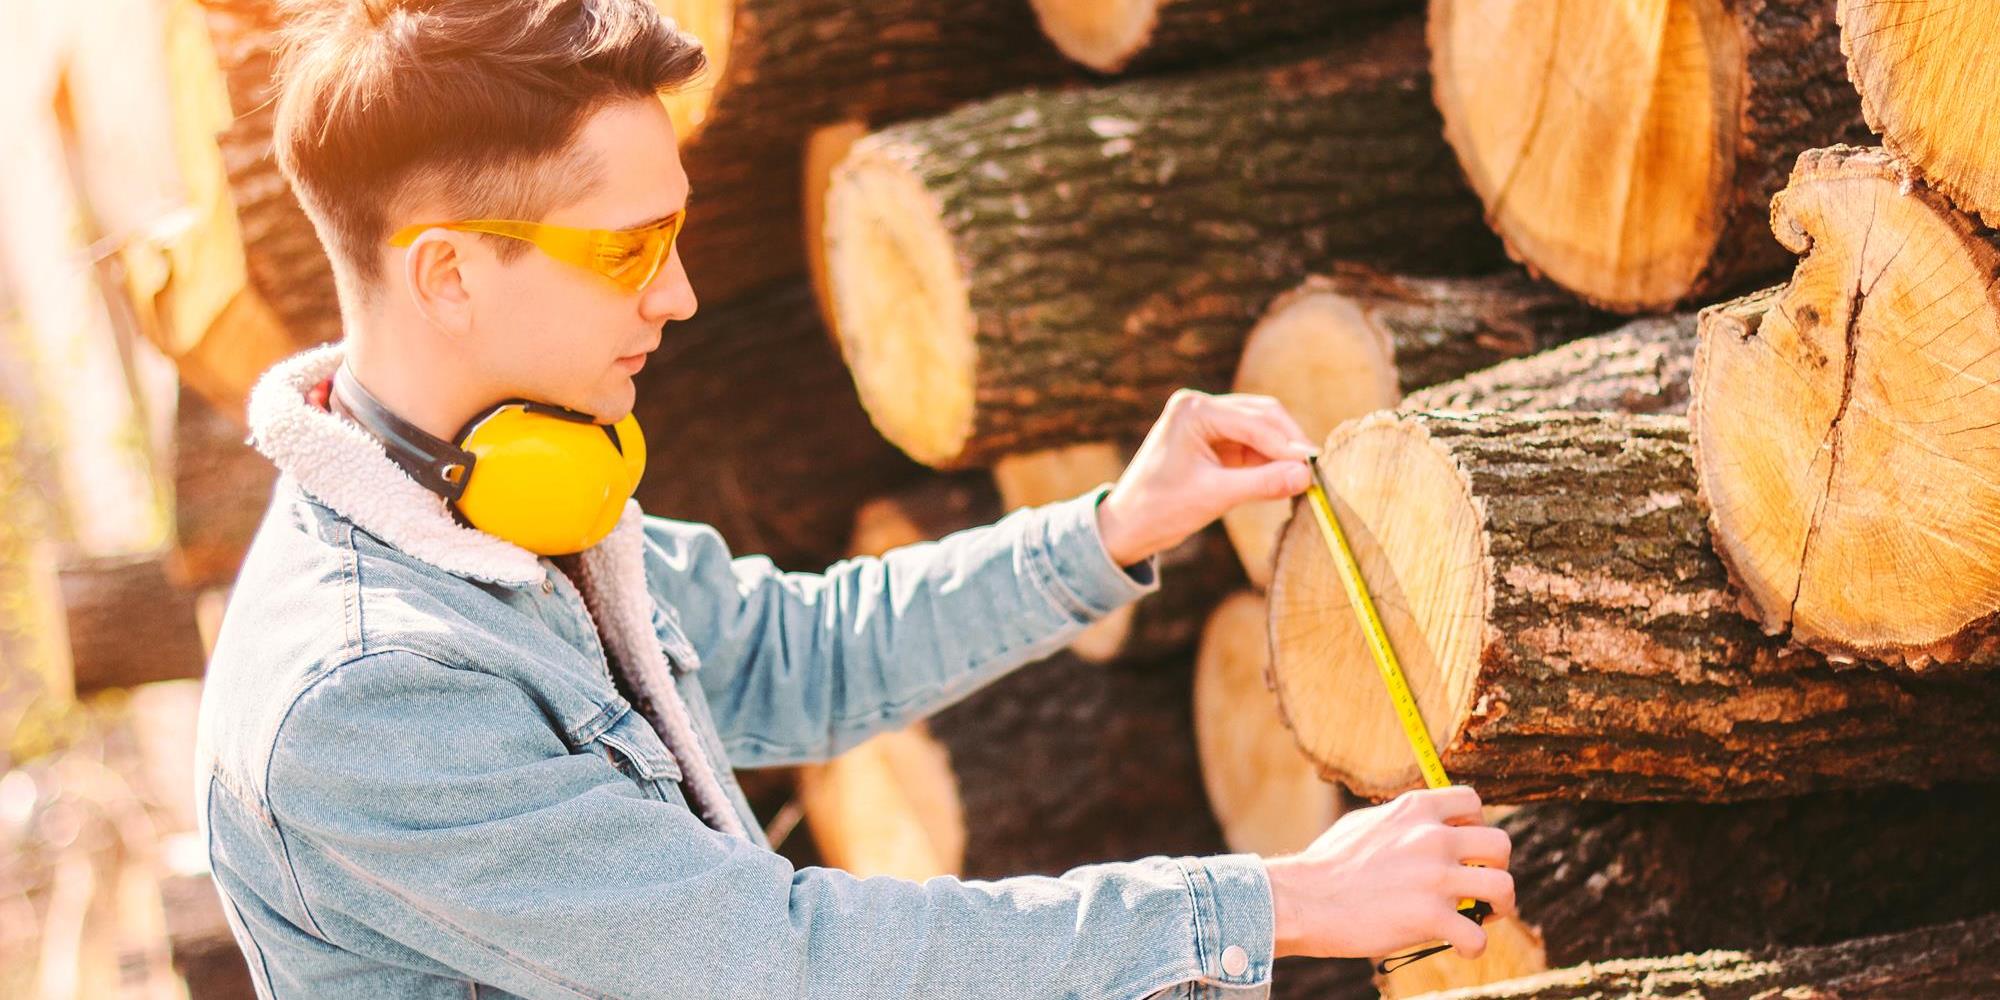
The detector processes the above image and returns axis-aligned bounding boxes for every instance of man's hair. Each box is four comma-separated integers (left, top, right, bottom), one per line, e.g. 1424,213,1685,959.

271,0,707,301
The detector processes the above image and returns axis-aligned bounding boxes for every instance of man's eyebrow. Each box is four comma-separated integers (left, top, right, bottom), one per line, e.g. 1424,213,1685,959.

620,188,691,231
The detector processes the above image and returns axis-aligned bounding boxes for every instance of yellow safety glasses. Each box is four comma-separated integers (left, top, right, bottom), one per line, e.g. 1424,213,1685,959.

387,206,687,294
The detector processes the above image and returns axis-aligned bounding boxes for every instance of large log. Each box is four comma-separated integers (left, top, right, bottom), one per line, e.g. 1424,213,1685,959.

1691,146,2000,668
824,16,1502,469
1222,266,1616,587
1428,0,1870,312
628,280,924,571
1025,0,1411,75
1418,912,2000,999
991,441,1246,663
1502,784,2000,970
1838,0,2000,226
671,0,1083,305
1400,311,1700,415
1266,409,2000,803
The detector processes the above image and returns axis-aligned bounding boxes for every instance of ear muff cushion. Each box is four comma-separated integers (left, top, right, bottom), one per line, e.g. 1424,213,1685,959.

611,412,647,493
455,406,636,555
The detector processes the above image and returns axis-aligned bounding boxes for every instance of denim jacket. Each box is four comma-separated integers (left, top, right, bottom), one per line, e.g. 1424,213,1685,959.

193,344,1276,999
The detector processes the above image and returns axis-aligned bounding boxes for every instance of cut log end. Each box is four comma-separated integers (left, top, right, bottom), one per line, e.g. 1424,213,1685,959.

1266,413,1489,799
1027,0,1160,74
1224,274,1401,589
1430,0,1740,310
1194,591,1344,856
652,0,734,141
825,140,977,468
1692,146,2000,667
1839,0,2000,226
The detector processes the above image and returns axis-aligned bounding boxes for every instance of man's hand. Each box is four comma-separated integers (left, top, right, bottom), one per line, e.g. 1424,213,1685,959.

1095,388,1320,567
1263,786,1515,960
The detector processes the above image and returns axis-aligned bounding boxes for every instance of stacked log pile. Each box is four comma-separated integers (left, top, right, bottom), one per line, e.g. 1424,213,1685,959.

72,0,2000,995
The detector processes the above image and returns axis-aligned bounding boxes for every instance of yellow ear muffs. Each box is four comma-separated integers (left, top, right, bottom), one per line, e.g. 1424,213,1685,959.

453,404,647,556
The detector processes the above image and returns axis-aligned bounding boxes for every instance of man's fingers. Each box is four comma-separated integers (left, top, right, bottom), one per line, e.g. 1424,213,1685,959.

1453,825,1512,869
1445,866,1516,920
1414,785,1483,824
1435,907,1489,959
1211,459,1310,501
1227,393,1316,454
1195,394,1315,462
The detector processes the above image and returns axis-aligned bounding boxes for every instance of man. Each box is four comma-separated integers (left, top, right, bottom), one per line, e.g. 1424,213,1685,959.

194,0,1515,996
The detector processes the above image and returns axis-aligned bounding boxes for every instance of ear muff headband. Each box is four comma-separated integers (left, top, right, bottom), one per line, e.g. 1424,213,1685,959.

329,363,646,556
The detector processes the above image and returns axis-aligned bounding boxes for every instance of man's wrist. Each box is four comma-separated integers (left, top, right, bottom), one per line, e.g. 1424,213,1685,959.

1093,489,1148,568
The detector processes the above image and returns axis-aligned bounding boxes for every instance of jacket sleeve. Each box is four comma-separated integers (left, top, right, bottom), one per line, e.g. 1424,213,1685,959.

264,648,1274,999
640,482,1165,767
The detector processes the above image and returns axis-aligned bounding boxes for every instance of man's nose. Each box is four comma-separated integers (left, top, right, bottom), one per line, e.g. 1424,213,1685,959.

640,247,697,324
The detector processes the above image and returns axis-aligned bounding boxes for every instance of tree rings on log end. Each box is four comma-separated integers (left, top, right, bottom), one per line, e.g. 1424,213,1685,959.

1224,275,1402,589
825,138,977,468
1266,412,1489,799
1840,0,2000,227
1430,0,1743,311
1692,146,2000,668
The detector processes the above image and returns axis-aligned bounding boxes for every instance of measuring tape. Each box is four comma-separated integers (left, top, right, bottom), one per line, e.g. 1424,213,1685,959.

1301,454,1491,974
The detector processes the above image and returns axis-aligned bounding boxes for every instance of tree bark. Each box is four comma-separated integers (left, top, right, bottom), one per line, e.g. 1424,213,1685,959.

59,551,208,694
1400,310,1702,415
199,1,345,352
1425,912,2000,999
1026,0,1412,75
170,384,274,590
1429,0,1870,312
1839,0,2000,226
1503,784,2000,968
1267,409,2000,803
676,0,1085,305
628,280,924,572
1223,265,1617,587
825,15,1502,468
1691,147,2000,668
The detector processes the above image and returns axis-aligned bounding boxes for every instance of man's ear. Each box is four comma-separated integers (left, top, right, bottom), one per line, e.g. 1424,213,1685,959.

401,230,476,337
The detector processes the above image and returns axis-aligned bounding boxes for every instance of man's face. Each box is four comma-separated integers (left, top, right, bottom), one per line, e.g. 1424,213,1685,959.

456,96,697,423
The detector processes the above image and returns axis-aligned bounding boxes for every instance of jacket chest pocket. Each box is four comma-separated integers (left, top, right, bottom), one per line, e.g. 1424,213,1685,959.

588,707,687,806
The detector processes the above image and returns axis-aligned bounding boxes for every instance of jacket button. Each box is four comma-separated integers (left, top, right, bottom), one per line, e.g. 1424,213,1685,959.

1221,944,1248,977
540,576,555,594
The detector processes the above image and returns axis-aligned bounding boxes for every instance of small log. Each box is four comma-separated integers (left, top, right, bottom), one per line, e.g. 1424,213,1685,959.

1839,0,2000,226
1690,147,2000,667
1400,312,1699,415
1429,0,1870,311
60,551,208,694
825,16,1501,468
1502,784,2000,970
1026,0,1411,75
628,280,924,571
1266,409,2000,802
1419,912,2000,999
1222,266,1616,587
991,441,1245,663
1193,590,1345,856
170,385,274,589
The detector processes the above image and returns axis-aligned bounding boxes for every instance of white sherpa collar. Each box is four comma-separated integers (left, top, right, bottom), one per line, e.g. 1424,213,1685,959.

245,343,546,586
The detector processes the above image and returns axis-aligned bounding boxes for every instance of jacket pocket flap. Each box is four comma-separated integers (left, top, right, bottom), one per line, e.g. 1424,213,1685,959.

595,708,683,782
